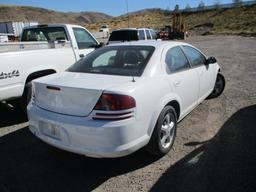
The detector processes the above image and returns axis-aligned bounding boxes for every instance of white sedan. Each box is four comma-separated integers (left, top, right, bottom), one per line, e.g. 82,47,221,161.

27,41,225,158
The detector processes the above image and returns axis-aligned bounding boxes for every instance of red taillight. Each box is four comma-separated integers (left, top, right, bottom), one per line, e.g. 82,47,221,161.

94,93,136,111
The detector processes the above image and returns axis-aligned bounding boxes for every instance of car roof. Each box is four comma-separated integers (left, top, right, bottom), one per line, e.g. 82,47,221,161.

112,28,152,32
112,28,137,31
23,23,84,29
107,40,190,49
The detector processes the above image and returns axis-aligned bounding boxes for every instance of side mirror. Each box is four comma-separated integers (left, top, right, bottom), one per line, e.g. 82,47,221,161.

205,56,217,65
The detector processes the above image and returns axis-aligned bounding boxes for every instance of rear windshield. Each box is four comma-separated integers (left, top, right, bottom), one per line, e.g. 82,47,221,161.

109,30,138,41
68,46,155,76
21,27,68,41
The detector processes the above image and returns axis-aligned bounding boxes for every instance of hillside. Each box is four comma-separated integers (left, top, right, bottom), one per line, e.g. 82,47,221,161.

0,4,255,36
88,5,256,36
0,5,112,25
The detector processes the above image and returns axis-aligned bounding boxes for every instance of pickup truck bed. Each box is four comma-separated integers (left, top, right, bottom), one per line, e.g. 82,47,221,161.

0,43,76,101
0,41,71,53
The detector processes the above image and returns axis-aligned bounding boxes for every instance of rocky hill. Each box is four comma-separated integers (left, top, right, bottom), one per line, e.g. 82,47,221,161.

1,4,256,36
0,5,112,25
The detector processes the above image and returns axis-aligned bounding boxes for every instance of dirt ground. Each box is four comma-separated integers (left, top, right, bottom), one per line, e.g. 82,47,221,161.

0,36,255,192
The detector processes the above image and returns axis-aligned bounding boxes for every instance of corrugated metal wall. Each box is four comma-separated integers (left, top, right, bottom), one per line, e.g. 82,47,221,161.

0,21,38,37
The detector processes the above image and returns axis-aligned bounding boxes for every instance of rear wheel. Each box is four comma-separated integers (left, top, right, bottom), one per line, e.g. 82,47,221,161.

208,73,225,99
146,106,177,157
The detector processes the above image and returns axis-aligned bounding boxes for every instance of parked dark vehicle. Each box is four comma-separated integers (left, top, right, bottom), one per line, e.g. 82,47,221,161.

107,28,157,44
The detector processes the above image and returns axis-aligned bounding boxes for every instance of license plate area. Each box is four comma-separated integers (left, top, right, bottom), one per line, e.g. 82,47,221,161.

39,121,61,140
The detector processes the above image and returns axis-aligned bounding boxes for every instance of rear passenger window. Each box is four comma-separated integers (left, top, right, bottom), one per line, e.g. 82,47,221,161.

146,30,151,40
182,46,206,67
21,27,68,41
138,30,145,40
92,50,117,67
165,46,190,73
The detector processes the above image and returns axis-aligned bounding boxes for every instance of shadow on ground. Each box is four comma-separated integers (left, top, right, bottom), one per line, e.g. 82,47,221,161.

0,104,159,192
151,104,256,192
0,102,27,127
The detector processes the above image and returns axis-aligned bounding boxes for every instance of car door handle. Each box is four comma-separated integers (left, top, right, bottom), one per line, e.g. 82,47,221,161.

79,54,85,58
174,80,181,87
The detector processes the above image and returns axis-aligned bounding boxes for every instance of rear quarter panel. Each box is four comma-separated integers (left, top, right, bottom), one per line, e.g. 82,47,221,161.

106,75,181,139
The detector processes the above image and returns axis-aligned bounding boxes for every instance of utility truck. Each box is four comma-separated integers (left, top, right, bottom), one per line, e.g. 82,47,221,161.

159,12,186,40
0,24,102,109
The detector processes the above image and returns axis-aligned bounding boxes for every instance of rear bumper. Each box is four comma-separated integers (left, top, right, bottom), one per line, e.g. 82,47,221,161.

27,103,149,158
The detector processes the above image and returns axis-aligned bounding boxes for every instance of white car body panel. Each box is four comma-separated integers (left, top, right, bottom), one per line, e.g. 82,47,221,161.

166,69,199,117
184,45,217,103
160,44,200,117
0,48,76,100
28,41,220,158
196,64,216,102
28,105,149,158
33,72,135,116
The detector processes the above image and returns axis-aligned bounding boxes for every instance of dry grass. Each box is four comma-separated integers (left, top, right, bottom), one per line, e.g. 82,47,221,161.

88,5,256,36
183,5,256,35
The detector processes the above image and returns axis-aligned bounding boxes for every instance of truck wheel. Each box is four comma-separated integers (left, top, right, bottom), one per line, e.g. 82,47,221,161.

208,73,225,99
20,82,32,112
146,106,177,157
9,98,21,108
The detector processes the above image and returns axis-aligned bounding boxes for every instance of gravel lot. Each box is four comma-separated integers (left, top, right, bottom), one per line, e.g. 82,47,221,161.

0,36,255,192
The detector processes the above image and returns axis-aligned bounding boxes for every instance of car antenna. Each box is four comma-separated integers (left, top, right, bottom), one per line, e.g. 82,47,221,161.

125,0,135,82
125,0,131,42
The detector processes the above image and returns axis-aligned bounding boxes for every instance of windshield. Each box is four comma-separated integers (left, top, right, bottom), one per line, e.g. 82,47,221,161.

21,27,68,41
109,30,138,41
68,46,155,76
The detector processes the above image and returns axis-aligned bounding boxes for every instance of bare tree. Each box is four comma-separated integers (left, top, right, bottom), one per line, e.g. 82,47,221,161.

198,0,205,10
164,6,171,15
214,0,221,9
185,4,191,12
174,4,179,12
233,0,243,6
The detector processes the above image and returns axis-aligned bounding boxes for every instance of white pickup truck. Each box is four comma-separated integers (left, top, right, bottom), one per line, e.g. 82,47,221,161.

0,24,102,108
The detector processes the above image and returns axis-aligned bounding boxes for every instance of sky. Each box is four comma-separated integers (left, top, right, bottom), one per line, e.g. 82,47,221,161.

0,0,241,16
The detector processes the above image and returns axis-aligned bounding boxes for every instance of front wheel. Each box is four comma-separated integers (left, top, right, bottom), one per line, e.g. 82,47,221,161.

208,73,225,99
146,106,177,157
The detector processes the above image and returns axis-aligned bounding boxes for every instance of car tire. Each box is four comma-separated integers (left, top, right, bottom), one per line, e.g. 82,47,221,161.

207,73,225,99
20,82,32,113
146,106,177,157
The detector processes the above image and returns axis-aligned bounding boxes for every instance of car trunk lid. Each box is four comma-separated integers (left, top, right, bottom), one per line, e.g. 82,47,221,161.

33,72,132,116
